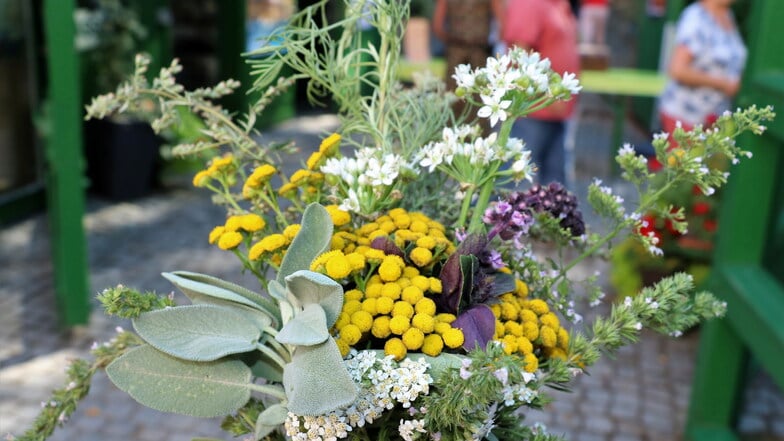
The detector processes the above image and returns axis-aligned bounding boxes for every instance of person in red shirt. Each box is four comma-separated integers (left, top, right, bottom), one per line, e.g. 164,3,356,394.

502,0,580,186
579,0,610,45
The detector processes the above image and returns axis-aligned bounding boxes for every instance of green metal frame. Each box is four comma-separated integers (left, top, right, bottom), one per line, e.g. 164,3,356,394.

43,0,90,326
685,1,784,439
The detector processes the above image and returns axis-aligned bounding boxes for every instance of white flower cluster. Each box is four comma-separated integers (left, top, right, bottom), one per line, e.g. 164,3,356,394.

320,149,410,212
285,350,433,441
417,125,533,184
453,47,581,127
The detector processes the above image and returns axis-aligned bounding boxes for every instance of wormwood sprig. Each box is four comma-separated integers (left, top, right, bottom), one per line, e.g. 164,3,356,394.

97,284,176,318
10,331,143,441
569,272,726,369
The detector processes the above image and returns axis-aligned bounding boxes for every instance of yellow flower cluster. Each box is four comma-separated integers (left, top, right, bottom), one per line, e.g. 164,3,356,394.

248,223,302,262
306,133,342,171
192,154,236,188
208,213,266,251
278,134,342,200
309,208,463,361
490,284,570,373
242,164,277,197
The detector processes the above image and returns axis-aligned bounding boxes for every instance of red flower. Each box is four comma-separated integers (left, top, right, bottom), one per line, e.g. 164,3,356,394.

692,202,711,216
692,185,703,196
639,214,663,243
703,219,718,233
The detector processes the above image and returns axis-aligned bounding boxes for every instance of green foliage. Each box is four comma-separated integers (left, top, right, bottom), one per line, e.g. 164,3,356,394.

106,345,255,417
422,344,547,440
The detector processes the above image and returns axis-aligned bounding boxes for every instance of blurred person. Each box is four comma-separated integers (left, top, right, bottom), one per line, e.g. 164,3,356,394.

579,0,609,45
503,0,580,186
433,0,504,124
658,0,746,141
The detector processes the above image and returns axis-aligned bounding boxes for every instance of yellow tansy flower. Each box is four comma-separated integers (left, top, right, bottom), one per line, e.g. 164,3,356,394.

421,334,444,356
224,216,243,232
306,151,323,171
325,205,351,227
340,324,362,345
278,183,298,197
429,277,442,294
528,299,550,315
384,337,407,361
392,301,414,319
192,170,211,187
217,231,243,250
517,336,534,355
344,289,364,302
389,315,411,335
523,353,539,373
442,328,465,349
376,296,395,314
325,253,352,279
540,312,560,329
319,133,341,155
371,316,392,339
350,310,374,333
342,300,362,315
402,286,424,305
540,325,557,348
208,226,225,244
409,247,433,267
557,327,570,350
402,328,425,350
258,234,288,253
411,313,435,333
361,298,378,315
523,322,539,341
335,338,350,358
283,224,301,240
378,258,403,282
240,214,265,232
414,297,436,316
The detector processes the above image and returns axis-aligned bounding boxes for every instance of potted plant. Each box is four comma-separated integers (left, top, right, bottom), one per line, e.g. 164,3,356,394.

75,0,162,200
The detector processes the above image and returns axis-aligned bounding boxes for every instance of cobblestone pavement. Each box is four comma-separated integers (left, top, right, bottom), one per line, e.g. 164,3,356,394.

2,99,784,441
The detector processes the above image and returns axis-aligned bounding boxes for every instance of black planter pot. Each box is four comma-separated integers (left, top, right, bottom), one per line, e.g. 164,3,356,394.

83,119,161,200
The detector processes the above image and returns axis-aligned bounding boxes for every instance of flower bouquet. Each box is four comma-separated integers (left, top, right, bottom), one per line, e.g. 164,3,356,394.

16,1,774,441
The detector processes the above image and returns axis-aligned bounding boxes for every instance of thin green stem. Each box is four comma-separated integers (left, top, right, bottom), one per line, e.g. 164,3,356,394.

455,185,477,228
468,180,495,233
246,382,287,400
255,342,288,369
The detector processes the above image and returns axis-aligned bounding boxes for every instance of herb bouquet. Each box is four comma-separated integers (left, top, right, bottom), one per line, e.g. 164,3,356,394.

17,1,774,441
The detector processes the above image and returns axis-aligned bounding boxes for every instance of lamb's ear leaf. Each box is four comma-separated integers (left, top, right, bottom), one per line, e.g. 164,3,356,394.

268,280,294,325
275,303,329,346
106,345,252,417
277,203,333,284
255,403,289,439
284,270,344,328
133,305,261,361
162,271,280,327
282,340,357,416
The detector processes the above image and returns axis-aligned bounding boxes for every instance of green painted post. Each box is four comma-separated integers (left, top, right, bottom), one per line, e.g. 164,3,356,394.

686,315,748,441
217,0,247,114
43,0,90,326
